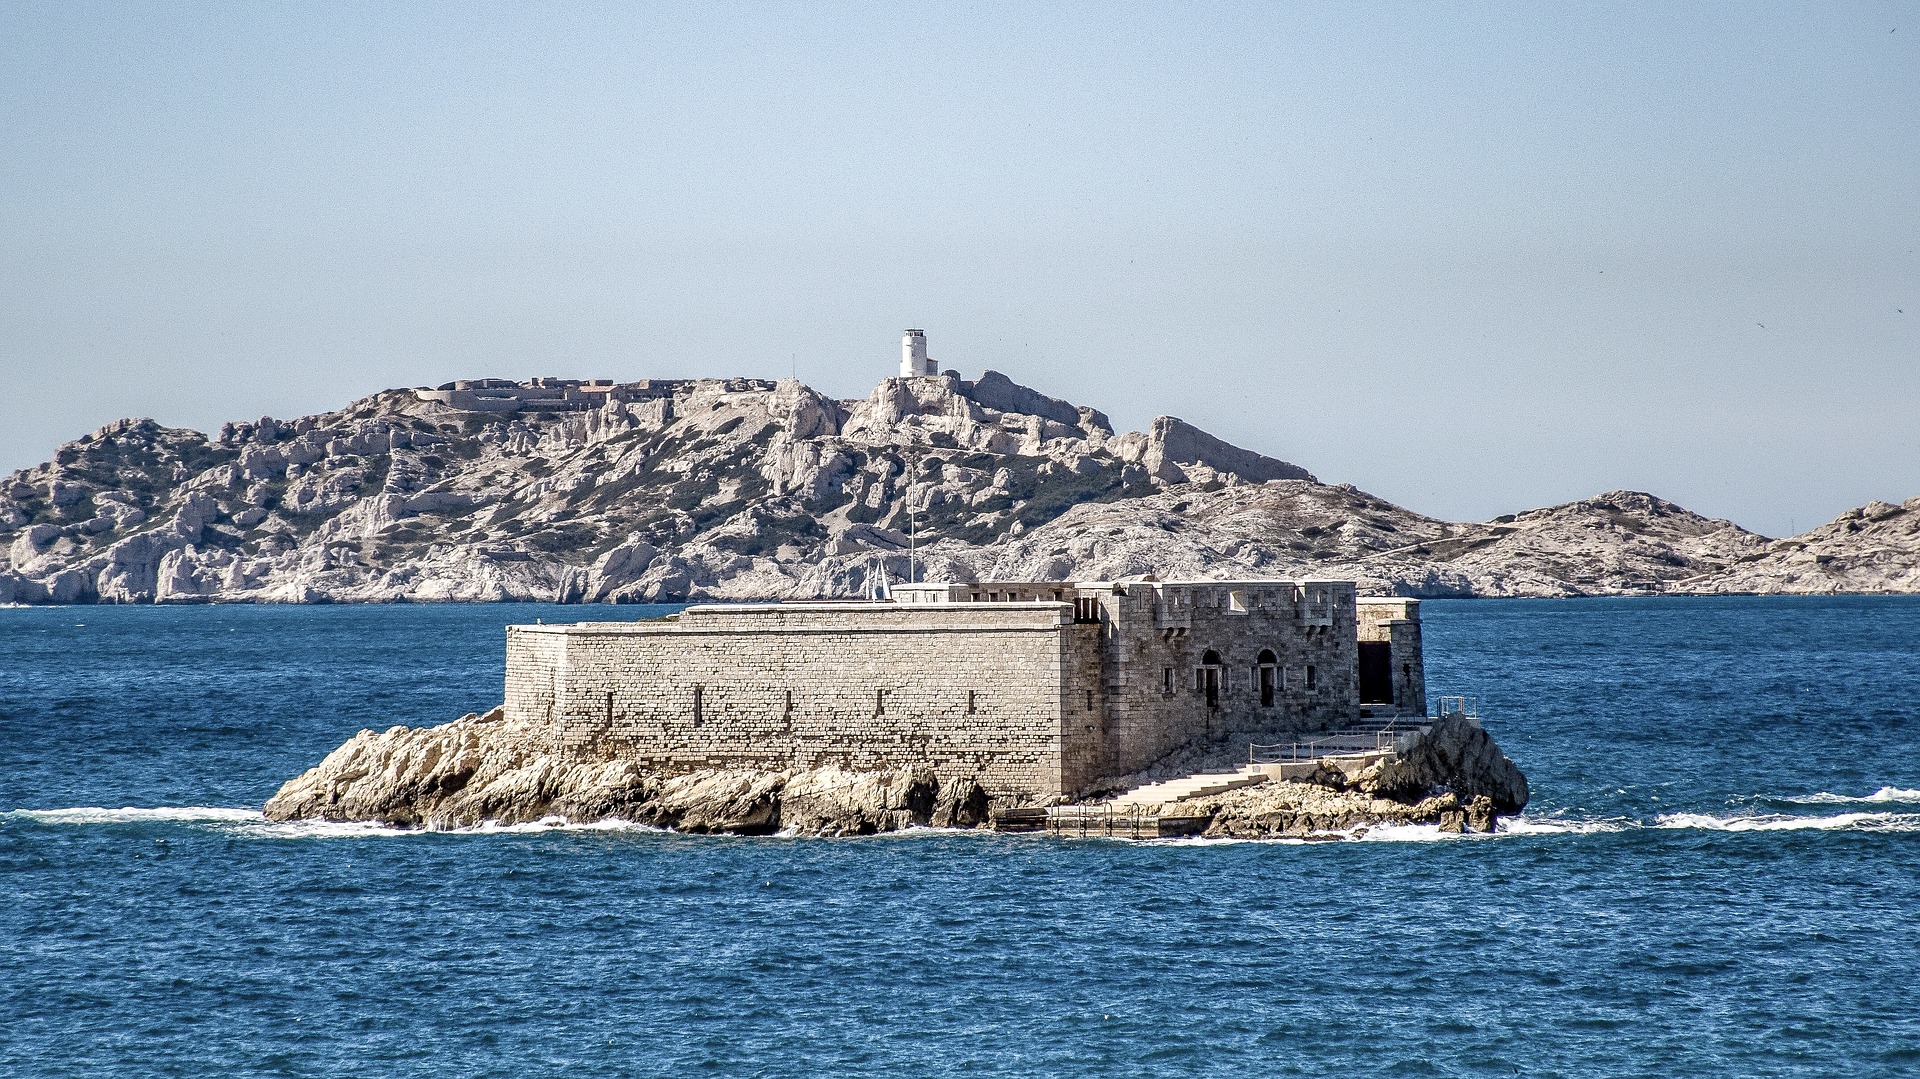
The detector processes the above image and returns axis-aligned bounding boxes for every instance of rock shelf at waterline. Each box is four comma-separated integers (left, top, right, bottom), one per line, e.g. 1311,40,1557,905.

264,710,1528,838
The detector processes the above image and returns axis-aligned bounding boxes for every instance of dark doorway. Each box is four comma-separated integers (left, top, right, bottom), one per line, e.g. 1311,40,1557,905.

1358,642,1393,704
1257,648,1277,707
1201,649,1222,710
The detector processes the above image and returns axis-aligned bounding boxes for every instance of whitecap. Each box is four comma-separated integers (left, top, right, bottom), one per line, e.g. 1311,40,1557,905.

240,818,427,839
3,806,260,825
1786,787,1920,805
1142,833,1290,845
0,806,679,839
1653,811,1920,833
246,815,675,839
1493,815,1630,837
1353,823,1462,842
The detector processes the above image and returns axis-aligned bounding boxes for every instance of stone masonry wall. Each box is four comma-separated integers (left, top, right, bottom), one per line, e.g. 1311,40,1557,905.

1058,622,1109,796
507,603,1077,802
504,627,568,731
1082,580,1359,786
504,580,1414,804
1357,598,1426,715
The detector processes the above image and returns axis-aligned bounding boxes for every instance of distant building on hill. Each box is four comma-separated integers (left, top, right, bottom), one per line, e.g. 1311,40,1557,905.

413,378,615,412
900,329,938,377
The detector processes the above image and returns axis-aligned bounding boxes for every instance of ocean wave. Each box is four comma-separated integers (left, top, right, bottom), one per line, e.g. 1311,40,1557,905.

1493,815,1631,837
1,807,674,839
246,816,678,839
3,806,261,825
1357,815,1637,841
1655,811,1920,833
1143,809,1915,845
11,806,1919,843
1783,787,1920,805
1353,823,1458,842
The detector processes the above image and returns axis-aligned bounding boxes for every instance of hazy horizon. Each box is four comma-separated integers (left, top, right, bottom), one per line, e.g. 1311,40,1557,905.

3,3,1914,538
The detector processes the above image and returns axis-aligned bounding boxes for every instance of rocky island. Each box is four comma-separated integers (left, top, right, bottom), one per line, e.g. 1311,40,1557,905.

3,337,1917,603
266,572,1528,839
264,705,1525,839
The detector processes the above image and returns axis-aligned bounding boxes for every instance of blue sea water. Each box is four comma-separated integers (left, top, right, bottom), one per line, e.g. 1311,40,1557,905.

2,596,1918,1077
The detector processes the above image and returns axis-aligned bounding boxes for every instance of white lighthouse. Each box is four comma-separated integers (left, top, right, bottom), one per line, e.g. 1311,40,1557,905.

900,329,936,377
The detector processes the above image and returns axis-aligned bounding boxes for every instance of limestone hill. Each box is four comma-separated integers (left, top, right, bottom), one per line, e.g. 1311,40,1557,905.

0,371,1912,602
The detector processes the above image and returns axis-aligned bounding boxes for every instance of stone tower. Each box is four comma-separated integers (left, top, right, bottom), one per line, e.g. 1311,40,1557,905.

900,329,936,377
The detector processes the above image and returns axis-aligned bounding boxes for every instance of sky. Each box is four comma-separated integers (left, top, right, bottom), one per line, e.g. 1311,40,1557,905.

1,2,1914,538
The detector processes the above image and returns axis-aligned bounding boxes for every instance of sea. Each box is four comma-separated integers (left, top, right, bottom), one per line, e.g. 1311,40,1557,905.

2,596,1917,1077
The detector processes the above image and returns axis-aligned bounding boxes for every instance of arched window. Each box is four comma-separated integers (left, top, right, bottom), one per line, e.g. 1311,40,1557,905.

1305,665,1317,690
1256,648,1278,708
1199,649,1222,709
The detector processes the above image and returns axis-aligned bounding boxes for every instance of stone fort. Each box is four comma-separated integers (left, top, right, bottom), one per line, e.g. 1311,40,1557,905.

506,578,1424,804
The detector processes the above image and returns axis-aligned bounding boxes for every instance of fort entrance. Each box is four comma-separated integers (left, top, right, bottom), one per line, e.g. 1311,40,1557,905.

1358,641,1393,705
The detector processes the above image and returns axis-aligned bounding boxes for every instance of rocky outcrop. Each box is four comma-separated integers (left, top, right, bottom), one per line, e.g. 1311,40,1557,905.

1351,713,1529,811
1143,714,1526,838
264,706,991,835
1690,497,1920,594
1186,783,1501,839
1121,416,1316,486
2,370,1914,603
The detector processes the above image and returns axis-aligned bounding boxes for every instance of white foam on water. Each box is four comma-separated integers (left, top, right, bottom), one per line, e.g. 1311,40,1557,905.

1140,808,1919,845
4,806,261,825
1787,787,1920,805
1353,823,1462,842
1143,834,1264,846
13,805,1920,842
1145,825,1455,845
2,806,675,839
1654,810,1920,833
1493,815,1631,837
245,815,677,839
239,818,428,840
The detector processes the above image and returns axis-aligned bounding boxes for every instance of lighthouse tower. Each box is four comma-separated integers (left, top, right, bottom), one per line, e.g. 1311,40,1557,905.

900,329,937,377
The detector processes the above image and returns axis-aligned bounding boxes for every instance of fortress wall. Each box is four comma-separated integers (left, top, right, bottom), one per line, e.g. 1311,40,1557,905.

503,581,1403,803
1357,598,1426,715
507,604,1078,801
1388,618,1426,715
505,627,569,732
1058,623,1110,795
1085,581,1359,785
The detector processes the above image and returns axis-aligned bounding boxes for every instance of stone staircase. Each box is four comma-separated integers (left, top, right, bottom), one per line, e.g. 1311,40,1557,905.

1107,766,1269,809
1038,766,1272,837
1002,713,1446,838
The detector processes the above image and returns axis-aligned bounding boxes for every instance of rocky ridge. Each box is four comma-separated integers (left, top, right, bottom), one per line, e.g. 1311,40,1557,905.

1178,714,1528,838
1,370,1912,602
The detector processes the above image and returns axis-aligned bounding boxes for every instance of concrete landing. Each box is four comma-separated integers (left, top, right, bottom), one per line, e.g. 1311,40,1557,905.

1034,766,1268,838
1108,766,1269,809
1042,804,1212,838
1247,750,1394,781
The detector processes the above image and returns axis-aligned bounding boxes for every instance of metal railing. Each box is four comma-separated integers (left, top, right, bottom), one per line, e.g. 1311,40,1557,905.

1044,803,1166,839
1249,724,1411,764
1243,693,1481,766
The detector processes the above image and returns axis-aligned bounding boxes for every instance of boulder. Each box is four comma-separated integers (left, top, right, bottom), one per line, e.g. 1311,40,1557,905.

1354,713,1530,812
1130,416,1315,486
961,370,1084,428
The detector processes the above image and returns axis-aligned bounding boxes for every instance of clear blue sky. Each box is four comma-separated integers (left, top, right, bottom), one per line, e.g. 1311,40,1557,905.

2,2,1914,537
